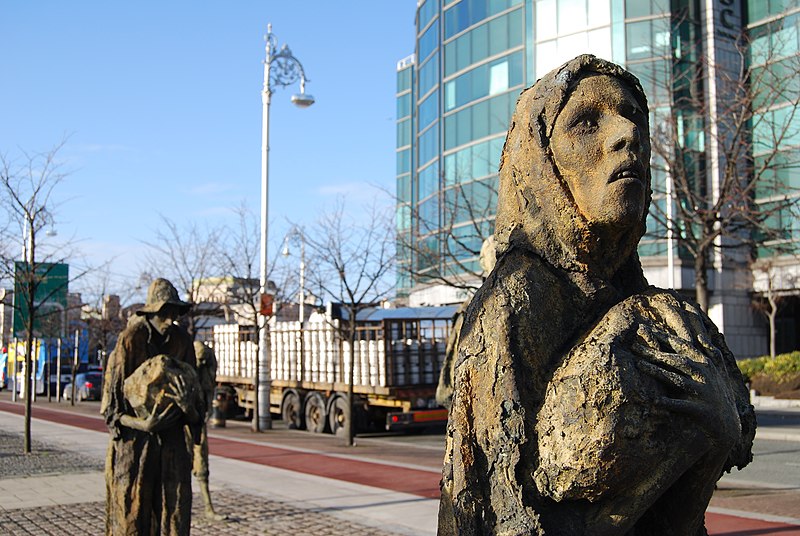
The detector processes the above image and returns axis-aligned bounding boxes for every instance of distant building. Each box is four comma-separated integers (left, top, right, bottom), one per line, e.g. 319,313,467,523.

192,276,260,304
190,276,292,340
102,294,121,321
396,0,800,358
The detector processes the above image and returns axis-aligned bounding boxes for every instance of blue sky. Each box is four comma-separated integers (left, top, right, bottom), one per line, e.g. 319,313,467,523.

0,1,416,298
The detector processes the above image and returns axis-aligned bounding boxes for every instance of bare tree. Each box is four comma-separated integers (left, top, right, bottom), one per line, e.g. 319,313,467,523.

301,197,395,446
218,202,295,432
0,142,92,453
752,257,799,358
78,266,137,369
395,173,497,295
140,215,225,338
645,19,800,311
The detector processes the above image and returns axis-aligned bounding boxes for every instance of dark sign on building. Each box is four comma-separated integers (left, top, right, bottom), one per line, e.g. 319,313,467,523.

13,262,69,338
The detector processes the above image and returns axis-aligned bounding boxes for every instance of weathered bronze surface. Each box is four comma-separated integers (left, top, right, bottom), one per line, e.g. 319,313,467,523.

191,341,226,521
102,278,199,536
438,55,755,536
437,236,497,410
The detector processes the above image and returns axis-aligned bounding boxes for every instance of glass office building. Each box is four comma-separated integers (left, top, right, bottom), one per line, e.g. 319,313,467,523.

748,1,800,352
397,0,800,356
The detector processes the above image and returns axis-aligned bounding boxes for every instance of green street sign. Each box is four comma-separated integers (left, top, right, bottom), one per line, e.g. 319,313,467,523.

13,262,69,338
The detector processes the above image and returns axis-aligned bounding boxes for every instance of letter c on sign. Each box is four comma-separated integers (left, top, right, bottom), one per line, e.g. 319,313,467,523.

721,8,736,30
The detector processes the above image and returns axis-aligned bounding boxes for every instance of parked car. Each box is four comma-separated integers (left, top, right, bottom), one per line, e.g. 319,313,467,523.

50,363,99,397
63,371,103,401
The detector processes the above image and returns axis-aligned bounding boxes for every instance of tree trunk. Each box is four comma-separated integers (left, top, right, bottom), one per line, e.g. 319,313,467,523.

768,309,777,358
768,288,778,359
23,246,36,454
694,252,709,312
24,329,34,454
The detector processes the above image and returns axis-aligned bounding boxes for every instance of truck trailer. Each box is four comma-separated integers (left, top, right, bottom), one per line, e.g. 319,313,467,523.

211,305,457,433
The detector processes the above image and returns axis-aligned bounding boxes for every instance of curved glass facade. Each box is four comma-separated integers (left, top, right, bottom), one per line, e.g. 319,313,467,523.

395,0,528,296
749,4,800,256
396,0,800,351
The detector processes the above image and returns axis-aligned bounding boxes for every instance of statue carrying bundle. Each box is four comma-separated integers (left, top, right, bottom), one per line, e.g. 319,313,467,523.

438,55,755,536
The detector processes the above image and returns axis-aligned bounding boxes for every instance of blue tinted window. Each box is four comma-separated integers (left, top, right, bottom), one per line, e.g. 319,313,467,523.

443,10,524,76
397,68,412,92
397,119,411,148
625,0,669,19
419,19,440,63
397,93,411,119
419,200,440,236
419,126,440,165
397,174,411,204
444,51,524,111
419,0,440,29
397,149,411,176
749,0,800,23
419,162,441,199
444,179,498,227
444,0,521,39
419,52,440,96
444,92,515,150
396,205,411,231
626,16,670,61
419,90,440,130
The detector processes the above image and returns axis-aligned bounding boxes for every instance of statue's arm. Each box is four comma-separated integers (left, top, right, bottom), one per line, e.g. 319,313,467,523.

119,403,182,433
102,331,136,434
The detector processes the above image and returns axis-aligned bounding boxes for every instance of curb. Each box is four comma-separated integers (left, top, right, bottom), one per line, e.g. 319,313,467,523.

707,506,800,526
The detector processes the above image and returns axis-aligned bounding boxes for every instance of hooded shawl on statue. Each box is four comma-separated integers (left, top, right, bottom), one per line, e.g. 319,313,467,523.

438,55,755,536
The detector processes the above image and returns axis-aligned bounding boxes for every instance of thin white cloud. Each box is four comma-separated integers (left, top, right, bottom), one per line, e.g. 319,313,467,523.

192,205,233,218
189,182,237,196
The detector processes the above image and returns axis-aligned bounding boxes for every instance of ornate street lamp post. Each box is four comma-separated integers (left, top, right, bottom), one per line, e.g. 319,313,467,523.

256,24,314,432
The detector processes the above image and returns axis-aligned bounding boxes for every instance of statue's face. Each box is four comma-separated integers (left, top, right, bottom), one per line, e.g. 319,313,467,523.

551,74,650,228
151,304,181,333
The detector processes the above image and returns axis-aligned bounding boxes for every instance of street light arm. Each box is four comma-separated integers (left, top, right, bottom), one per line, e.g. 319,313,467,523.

268,46,311,90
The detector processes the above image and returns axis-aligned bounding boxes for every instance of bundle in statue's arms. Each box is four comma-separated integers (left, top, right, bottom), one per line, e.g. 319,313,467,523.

123,354,201,422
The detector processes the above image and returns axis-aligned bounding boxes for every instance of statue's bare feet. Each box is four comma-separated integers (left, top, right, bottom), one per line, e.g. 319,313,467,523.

204,508,227,521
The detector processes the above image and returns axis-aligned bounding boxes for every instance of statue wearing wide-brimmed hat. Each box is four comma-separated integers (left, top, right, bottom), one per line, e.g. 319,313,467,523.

136,277,192,316
102,277,200,536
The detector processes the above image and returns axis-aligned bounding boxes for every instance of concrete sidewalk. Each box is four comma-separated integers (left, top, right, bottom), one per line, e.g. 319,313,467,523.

1,398,799,535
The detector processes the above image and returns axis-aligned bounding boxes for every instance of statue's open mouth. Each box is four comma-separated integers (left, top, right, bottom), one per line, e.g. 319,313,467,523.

610,164,643,184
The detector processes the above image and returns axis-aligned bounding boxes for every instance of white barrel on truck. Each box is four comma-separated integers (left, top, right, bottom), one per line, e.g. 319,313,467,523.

211,304,457,434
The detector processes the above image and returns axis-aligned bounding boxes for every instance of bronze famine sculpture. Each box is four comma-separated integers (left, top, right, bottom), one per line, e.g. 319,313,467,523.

102,278,201,535
191,341,227,521
438,55,755,536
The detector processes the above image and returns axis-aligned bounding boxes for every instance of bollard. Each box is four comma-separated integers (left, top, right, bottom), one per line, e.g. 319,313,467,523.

208,387,227,428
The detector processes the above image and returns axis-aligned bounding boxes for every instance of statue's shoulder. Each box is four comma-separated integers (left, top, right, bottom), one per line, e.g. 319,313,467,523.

460,249,566,347
118,315,149,342
476,249,559,305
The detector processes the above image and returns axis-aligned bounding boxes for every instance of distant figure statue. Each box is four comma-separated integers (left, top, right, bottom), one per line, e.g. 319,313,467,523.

191,341,226,521
102,278,200,536
438,55,755,535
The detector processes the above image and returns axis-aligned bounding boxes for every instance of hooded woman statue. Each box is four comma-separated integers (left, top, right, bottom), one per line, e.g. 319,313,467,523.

438,55,755,536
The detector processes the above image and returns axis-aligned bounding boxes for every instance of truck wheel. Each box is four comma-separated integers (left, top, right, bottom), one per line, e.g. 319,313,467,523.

304,393,329,434
328,395,348,436
281,391,304,429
